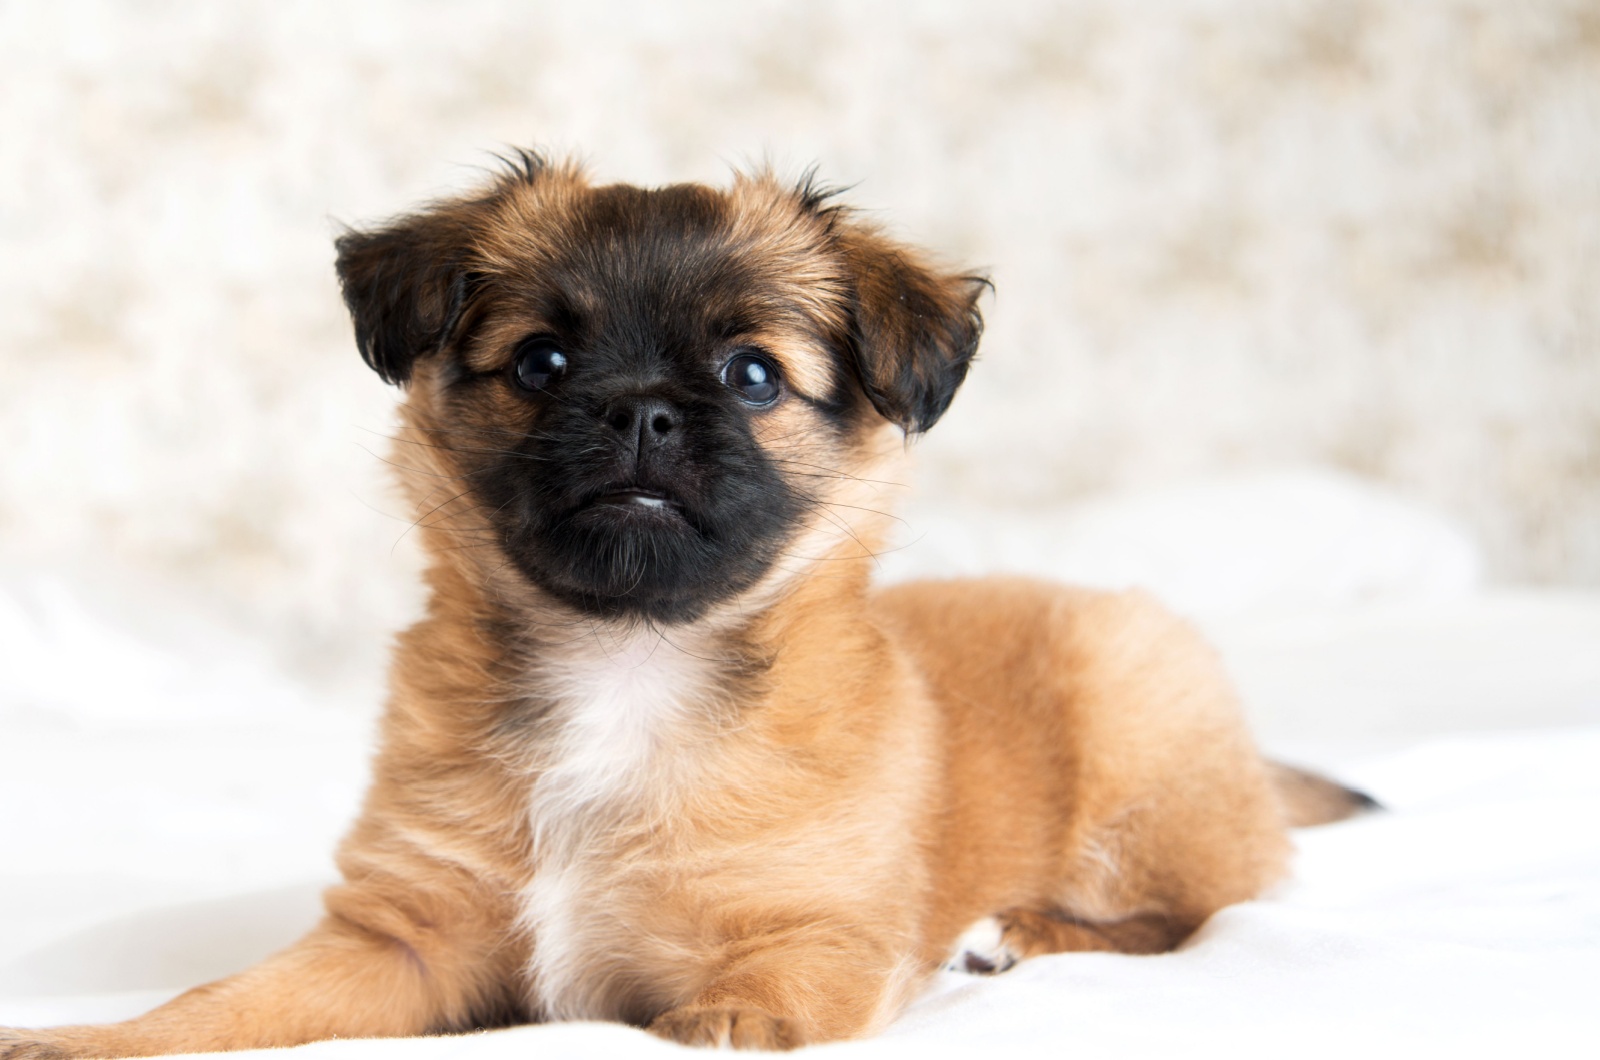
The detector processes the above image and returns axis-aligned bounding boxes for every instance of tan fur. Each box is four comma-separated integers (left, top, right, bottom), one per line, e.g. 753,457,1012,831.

2,164,1343,1058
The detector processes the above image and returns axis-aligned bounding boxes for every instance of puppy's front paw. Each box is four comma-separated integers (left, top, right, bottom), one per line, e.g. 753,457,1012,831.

0,1029,72,1060
648,1006,805,1051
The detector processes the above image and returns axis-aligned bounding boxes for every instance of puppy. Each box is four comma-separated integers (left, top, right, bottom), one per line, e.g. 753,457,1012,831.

1,154,1372,1056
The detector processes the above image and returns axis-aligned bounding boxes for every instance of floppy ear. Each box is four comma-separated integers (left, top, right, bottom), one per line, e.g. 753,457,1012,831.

333,209,476,386
837,227,988,434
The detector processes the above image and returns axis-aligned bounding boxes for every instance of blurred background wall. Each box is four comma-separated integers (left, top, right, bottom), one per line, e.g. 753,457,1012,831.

2,0,1597,688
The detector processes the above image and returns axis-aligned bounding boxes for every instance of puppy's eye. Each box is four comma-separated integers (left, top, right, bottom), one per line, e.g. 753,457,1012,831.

511,338,568,391
721,352,780,406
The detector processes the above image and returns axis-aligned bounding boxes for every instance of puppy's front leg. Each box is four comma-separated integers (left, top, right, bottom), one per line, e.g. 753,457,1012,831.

647,929,916,1051
1,898,514,1059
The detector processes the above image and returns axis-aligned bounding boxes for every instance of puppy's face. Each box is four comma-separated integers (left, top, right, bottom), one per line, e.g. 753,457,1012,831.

335,157,984,624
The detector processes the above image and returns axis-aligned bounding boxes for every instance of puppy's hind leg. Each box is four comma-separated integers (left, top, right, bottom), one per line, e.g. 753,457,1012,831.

947,909,1189,974
949,589,1296,978
1041,592,1294,962
995,908,1188,956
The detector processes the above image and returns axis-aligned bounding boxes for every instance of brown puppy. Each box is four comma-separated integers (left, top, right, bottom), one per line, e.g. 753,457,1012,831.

1,154,1371,1056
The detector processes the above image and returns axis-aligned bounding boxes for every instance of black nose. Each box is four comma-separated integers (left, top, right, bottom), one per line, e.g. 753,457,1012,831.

601,395,679,457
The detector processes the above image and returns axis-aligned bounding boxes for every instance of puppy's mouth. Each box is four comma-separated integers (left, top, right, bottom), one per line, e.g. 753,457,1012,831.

577,485,694,528
592,487,678,511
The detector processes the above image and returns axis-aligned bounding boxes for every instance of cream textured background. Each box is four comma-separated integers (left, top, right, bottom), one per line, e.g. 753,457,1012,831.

2,0,1597,684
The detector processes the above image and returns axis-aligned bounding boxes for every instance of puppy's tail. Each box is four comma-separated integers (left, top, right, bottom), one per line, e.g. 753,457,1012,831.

1266,761,1383,827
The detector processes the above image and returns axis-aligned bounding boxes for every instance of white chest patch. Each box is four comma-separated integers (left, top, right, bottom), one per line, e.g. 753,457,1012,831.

518,626,721,1019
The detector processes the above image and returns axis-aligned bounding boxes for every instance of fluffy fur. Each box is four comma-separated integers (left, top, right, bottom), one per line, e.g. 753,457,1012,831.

1,155,1372,1057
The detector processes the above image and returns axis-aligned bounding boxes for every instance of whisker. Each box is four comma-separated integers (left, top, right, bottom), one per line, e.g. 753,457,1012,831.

393,488,479,555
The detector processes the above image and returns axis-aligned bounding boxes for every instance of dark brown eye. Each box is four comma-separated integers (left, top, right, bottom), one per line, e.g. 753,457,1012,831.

512,338,568,391
721,352,780,405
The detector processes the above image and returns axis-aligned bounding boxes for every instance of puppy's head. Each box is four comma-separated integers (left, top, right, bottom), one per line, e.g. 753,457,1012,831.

336,154,985,624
